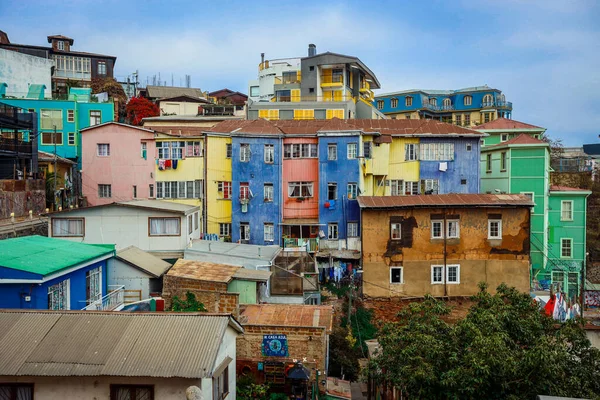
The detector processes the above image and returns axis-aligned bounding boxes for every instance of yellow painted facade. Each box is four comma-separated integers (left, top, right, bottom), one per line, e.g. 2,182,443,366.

258,109,279,120
205,134,232,235
326,109,344,119
294,109,314,120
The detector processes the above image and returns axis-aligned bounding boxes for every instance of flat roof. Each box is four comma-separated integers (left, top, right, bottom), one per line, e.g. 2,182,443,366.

357,194,534,209
240,304,334,332
46,199,199,216
186,240,280,264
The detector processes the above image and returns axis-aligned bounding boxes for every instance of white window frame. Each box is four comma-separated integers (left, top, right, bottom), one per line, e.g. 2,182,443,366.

218,181,232,199
328,223,338,240
170,141,185,160
240,223,250,241
86,266,103,304
226,143,232,158
328,143,337,161
157,142,170,159
288,181,313,198
219,223,231,237
149,217,181,236
98,184,111,198
419,143,455,161
90,110,101,126
422,179,439,195
405,143,418,161
187,141,202,157
48,279,70,310
501,133,509,142
446,220,460,239
377,100,384,110
521,192,535,203
390,222,401,240
431,265,444,284
240,182,250,200
391,98,398,108
431,220,443,239
464,96,473,106
561,238,573,258
390,180,403,196
264,183,274,202
327,182,337,200
51,218,84,237
405,96,413,106
240,143,251,162
500,151,507,171
404,181,419,195
446,264,460,284
264,223,274,242
347,222,358,237
561,200,573,221
347,143,358,159
347,183,358,199
488,219,502,239
390,266,403,284
97,143,110,156
486,154,492,172
57,40,65,50
264,144,274,164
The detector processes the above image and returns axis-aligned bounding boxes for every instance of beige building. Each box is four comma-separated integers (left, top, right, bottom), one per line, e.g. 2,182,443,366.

0,310,242,400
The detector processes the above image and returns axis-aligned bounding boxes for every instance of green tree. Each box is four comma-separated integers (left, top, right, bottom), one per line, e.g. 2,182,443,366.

369,283,600,399
236,374,270,400
170,291,207,312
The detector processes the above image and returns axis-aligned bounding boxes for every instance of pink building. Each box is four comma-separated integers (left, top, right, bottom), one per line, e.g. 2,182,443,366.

81,122,156,206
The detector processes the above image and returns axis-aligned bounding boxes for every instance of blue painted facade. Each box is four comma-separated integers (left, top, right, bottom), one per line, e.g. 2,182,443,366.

419,137,481,194
0,259,109,310
318,135,361,240
231,136,282,245
1,98,114,163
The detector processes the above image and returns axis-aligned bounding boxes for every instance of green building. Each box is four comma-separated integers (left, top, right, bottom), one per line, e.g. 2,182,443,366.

475,117,546,147
480,134,591,300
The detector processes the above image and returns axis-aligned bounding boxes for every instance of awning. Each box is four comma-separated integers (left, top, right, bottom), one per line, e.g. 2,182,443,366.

316,250,361,260
280,218,324,226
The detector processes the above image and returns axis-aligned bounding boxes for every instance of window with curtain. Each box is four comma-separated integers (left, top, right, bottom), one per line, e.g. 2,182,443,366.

110,384,154,400
149,217,181,236
0,384,34,400
288,182,313,197
52,218,84,237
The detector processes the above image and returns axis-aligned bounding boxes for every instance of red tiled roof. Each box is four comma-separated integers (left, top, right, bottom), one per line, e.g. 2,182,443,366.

474,118,544,131
490,134,548,147
357,194,533,209
550,185,591,192
240,304,334,332
206,119,282,135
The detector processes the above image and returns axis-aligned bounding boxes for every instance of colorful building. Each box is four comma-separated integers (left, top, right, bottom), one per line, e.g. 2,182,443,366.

475,117,546,146
480,133,591,300
374,85,512,126
358,194,533,298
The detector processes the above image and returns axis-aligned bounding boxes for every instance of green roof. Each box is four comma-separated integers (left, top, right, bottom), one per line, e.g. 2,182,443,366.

0,236,115,276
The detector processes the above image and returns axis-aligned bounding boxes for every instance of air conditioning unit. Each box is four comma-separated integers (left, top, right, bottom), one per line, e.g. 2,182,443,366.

241,203,248,213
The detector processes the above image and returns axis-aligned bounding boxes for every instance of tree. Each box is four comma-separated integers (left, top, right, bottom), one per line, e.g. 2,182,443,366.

369,283,600,399
543,134,565,164
92,77,128,121
170,292,207,312
126,96,159,125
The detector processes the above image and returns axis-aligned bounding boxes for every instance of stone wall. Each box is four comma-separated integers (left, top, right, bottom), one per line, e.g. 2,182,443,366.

162,275,239,317
0,179,45,219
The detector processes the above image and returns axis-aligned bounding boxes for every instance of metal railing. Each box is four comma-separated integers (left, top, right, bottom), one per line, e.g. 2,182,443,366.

283,237,319,252
481,100,512,109
82,285,125,311
422,103,455,112
320,75,344,84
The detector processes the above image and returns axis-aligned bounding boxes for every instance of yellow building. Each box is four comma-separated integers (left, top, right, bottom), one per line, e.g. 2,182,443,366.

204,132,232,236
38,150,76,210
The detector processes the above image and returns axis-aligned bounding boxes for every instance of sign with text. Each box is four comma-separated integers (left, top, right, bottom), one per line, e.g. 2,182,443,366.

262,334,289,357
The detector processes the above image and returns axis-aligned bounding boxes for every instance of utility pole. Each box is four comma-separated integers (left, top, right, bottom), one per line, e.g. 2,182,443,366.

53,125,57,210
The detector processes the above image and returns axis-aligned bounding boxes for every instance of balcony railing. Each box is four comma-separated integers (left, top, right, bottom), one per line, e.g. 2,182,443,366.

0,138,33,155
82,285,124,311
320,75,344,85
269,95,354,103
283,237,319,252
481,100,512,109
422,103,455,112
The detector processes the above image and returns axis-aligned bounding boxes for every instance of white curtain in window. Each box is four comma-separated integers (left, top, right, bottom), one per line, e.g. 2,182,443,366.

305,184,313,197
165,218,180,235
52,219,83,236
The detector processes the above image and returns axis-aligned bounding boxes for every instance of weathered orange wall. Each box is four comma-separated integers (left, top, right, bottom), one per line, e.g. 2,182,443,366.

282,137,319,219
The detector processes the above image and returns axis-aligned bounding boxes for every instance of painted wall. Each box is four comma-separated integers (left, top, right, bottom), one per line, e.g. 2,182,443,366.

231,136,281,245
47,205,200,251
205,135,232,236
0,48,53,99
419,137,480,194
81,124,155,206
107,258,154,300
361,206,531,298
282,137,319,219
0,258,108,310
374,89,506,114
228,279,258,304
159,100,202,116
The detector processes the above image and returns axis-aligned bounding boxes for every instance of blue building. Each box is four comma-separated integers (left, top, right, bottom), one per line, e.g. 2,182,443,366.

0,235,115,310
230,126,283,245
373,85,512,126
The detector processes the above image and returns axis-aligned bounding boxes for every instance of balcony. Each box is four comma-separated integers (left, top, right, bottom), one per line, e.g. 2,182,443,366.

320,75,344,87
481,100,512,110
422,103,455,112
283,237,319,253
82,285,124,311
0,137,33,155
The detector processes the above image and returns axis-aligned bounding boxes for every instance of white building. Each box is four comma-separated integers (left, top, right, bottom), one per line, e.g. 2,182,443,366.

248,56,301,102
0,48,54,99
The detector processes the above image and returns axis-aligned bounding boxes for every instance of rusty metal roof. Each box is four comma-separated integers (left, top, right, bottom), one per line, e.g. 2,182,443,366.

474,117,545,131
0,310,242,378
357,194,534,209
167,259,270,282
239,304,334,333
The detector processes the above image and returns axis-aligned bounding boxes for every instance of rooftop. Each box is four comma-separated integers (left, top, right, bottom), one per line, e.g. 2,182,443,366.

0,310,242,379
488,134,549,148
376,85,501,98
0,235,114,276
549,185,592,193
38,151,76,165
167,259,271,283
142,115,243,123
145,85,205,100
116,246,172,278
301,51,381,89
80,121,155,133
47,35,74,44
46,199,199,216
239,304,334,332
357,194,534,209
185,239,280,268
474,117,545,131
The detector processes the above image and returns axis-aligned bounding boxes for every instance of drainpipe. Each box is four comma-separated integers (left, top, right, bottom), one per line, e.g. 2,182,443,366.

203,135,208,234
443,209,447,297
279,134,283,247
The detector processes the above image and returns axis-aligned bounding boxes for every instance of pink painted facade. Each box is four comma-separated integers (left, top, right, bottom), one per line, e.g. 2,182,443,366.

282,137,319,220
81,122,156,206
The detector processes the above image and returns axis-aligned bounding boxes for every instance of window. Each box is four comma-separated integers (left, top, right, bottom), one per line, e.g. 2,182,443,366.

464,114,471,126
431,265,444,284
149,217,181,236
264,144,274,163
178,181,186,198
67,132,76,145
390,267,403,284
51,218,84,237
110,385,154,400
447,265,460,284
133,185,137,198
447,220,460,238
461,179,467,185
140,142,147,159
67,109,74,122
213,366,229,400
391,98,398,108
309,65,315,71
486,154,492,172
219,223,231,237
328,144,337,160
466,143,472,152
561,238,573,258
347,143,358,159
483,94,494,106
376,100,384,110
309,87,315,93
240,143,251,162
261,183,273,202
419,143,454,161
488,219,502,239
97,61,107,76
98,184,111,198
347,183,358,199
226,143,232,158
57,40,65,50
250,86,259,97
327,183,337,200
443,98,451,107
0,384,34,400
86,266,102,304
431,220,443,239
90,110,101,126
156,142,170,159
501,133,509,142
520,192,534,202
97,143,110,156
283,143,317,159
48,279,70,310
218,181,232,199
429,98,437,106
455,114,462,126
561,200,573,221
264,223,274,242
188,215,193,234
41,109,63,130
187,141,202,157
240,182,250,200
288,181,313,198
391,180,403,196
348,222,358,237
240,223,250,241
156,182,163,198
170,141,185,159
464,95,472,106
363,141,372,158
421,179,439,195
194,212,199,231
500,152,507,171
41,131,63,145
406,96,413,106
484,112,491,123
404,181,419,195
328,223,338,240
149,184,154,198
391,222,401,240
405,114,411,119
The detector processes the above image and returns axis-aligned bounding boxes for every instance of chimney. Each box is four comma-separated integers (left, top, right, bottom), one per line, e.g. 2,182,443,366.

308,44,316,57
261,53,265,64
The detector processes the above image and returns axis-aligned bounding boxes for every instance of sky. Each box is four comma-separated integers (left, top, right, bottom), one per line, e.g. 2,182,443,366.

1,0,599,146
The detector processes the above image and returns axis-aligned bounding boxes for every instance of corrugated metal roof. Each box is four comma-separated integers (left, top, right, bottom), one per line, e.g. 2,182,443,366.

233,268,272,281
240,304,334,332
357,194,534,209
146,85,204,100
168,259,271,283
487,134,548,147
550,185,591,193
475,117,544,131
116,246,172,278
0,311,242,378
46,199,199,217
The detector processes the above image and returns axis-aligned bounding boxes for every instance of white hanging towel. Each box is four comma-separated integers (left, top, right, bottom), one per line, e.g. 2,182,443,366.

439,162,448,172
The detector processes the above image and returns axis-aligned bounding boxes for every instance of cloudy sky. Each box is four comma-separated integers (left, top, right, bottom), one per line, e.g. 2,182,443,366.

2,0,599,145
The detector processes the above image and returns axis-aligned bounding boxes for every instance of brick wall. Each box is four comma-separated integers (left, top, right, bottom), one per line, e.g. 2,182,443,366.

162,275,239,317
0,179,45,219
